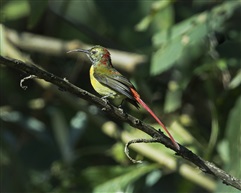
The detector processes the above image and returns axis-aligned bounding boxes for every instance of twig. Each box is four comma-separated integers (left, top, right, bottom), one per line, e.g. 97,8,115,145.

20,75,37,90
125,138,160,164
1,56,241,191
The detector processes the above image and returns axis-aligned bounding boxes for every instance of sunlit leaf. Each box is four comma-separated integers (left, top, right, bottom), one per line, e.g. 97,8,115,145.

135,15,153,32
228,70,241,89
1,0,29,21
164,81,182,113
135,0,173,32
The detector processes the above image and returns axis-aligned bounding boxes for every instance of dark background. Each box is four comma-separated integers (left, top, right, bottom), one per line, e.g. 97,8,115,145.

0,0,240,193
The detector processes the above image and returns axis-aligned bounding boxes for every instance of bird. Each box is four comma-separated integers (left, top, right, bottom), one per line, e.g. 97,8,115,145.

67,45,180,150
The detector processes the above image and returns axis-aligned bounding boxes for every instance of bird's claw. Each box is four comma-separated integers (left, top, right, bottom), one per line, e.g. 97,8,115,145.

118,106,124,115
101,97,111,111
101,97,109,105
101,95,109,99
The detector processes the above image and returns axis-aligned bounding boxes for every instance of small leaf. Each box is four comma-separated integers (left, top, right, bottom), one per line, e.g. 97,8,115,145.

164,81,182,113
228,70,241,89
145,170,162,187
135,15,153,32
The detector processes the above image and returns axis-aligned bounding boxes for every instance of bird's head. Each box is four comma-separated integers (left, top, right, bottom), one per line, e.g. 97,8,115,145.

67,45,111,65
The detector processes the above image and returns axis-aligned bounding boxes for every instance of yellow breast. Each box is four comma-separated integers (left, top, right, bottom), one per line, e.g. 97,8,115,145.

90,65,123,99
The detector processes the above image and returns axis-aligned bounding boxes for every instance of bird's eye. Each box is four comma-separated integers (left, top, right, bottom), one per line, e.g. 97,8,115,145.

91,50,97,54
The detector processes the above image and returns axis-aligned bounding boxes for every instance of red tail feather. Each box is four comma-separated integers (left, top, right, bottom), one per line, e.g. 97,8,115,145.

130,88,180,150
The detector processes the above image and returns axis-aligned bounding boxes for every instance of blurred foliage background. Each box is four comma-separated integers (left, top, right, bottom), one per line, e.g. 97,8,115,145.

0,0,240,193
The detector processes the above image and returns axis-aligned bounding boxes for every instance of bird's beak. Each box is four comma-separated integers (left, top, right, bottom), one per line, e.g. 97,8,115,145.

67,48,90,54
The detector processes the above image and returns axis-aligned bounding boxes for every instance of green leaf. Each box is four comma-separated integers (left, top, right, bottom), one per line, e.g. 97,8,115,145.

27,0,48,28
0,0,29,21
151,35,183,75
152,16,193,46
93,164,159,193
135,15,153,32
216,96,241,193
164,81,182,113
145,170,162,187
109,142,127,163
150,1,240,75
226,96,241,178
228,70,241,89
135,0,174,32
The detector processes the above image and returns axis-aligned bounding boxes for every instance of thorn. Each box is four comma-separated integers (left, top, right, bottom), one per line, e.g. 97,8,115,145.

133,118,140,125
82,91,88,95
63,77,69,82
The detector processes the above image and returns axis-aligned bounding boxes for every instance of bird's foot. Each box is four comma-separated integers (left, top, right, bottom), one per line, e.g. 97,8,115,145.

117,99,126,114
117,103,123,109
101,95,109,100
101,96,110,111
101,96,109,105
117,106,124,115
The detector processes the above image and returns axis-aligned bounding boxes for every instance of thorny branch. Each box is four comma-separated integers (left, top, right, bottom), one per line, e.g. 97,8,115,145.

1,56,241,191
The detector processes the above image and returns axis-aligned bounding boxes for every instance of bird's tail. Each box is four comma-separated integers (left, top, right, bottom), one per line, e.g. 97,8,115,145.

130,88,180,150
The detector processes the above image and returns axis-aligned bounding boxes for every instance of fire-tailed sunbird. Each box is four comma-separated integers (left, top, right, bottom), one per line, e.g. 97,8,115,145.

68,45,180,150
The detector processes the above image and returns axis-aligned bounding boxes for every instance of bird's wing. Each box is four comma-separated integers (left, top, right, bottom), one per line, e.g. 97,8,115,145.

93,68,135,101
